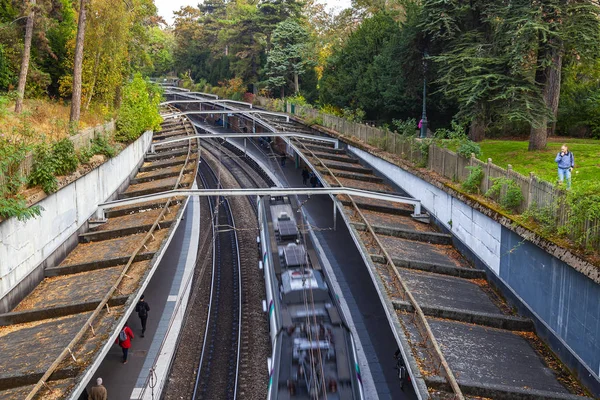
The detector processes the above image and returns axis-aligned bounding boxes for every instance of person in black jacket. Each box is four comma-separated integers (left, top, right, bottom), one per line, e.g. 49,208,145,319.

301,167,310,185
135,295,150,337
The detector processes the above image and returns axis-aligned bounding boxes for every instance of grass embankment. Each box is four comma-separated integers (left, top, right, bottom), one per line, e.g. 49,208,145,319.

1,99,110,143
477,137,600,185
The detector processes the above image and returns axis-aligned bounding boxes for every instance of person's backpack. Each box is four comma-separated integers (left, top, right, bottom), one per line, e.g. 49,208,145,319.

119,329,127,342
136,302,148,317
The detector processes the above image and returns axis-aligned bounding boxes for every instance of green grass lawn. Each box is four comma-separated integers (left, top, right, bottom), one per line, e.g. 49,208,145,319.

476,137,600,185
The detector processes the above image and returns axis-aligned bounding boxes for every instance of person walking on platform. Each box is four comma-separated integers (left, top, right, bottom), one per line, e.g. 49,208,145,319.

135,294,150,337
116,323,134,364
89,377,107,400
280,152,287,167
309,172,318,188
302,167,310,185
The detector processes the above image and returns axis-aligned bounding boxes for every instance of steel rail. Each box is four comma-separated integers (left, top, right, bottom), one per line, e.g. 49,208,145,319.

149,132,338,153
25,112,197,400
192,157,242,400
164,91,283,137
94,187,422,222
161,110,290,122
289,139,465,399
166,94,462,396
160,99,253,108
200,141,262,214
192,162,219,400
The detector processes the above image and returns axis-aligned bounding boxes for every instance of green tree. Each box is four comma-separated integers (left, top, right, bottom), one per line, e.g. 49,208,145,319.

257,0,304,50
265,19,313,98
421,0,600,148
320,12,399,119
115,73,162,142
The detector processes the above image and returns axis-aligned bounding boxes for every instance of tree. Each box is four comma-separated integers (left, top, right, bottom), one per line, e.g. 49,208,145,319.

14,0,35,113
265,19,313,97
524,0,600,149
70,0,87,125
320,12,399,118
257,0,304,50
421,0,600,148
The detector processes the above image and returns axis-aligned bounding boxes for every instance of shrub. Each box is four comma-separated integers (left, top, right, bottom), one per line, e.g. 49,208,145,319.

457,140,481,159
0,95,9,118
461,166,484,194
28,143,58,194
91,135,118,158
305,116,323,126
486,177,524,212
52,138,79,175
434,120,481,159
559,181,600,248
342,107,365,122
243,92,255,104
286,94,308,106
0,136,41,221
522,203,558,236
0,196,42,221
318,104,342,116
392,118,418,137
77,145,95,164
115,74,163,143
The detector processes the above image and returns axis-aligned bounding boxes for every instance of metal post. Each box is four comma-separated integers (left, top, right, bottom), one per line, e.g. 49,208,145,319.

244,138,247,156
333,202,337,231
420,50,429,139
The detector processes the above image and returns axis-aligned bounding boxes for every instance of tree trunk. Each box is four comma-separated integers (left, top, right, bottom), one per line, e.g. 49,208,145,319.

529,1,565,151
280,86,284,99
529,44,563,150
293,72,299,94
85,50,101,110
70,0,88,126
14,0,35,114
546,45,563,137
468,117,486,142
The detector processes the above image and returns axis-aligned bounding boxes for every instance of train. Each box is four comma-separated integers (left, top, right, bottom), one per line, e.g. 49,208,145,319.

258,194,364,400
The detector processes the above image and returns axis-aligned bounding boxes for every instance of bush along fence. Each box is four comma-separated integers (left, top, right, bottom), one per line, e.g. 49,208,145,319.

2,121,115,185
0,121,116,221
280,101,599,251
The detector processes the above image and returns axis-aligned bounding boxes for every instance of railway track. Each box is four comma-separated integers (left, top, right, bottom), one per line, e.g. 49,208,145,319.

193,158,242,400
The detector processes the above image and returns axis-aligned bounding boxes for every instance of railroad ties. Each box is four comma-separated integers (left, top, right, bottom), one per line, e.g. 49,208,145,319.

0,116,198,399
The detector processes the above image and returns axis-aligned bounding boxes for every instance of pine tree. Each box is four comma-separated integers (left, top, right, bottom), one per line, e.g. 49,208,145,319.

265,19,313,97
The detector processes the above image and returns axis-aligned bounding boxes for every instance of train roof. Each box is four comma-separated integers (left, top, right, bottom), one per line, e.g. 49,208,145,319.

263,196,362,400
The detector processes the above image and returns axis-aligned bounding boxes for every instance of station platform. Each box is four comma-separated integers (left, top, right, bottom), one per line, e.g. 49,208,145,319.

88,195,200,399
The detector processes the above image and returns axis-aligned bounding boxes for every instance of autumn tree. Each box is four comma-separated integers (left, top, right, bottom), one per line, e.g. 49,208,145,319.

69,0,87,125
14,0,35,113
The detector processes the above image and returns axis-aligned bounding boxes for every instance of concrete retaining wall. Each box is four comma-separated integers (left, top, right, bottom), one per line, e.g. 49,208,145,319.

349,145,600,395
0,131,153,312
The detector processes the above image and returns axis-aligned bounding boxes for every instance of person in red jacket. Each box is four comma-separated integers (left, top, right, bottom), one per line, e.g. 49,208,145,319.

116,323,134,364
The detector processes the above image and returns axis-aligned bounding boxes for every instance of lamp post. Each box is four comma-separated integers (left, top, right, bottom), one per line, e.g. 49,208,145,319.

420,50,429,139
